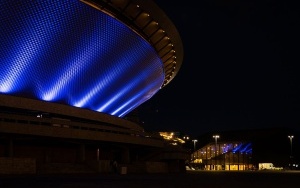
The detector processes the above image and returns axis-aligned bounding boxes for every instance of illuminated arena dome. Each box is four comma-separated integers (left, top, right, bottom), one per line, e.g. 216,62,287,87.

0,1,186,174
0,0,183,117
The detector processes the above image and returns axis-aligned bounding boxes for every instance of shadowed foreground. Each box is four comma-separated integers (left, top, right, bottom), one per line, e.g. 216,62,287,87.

1,170,299,188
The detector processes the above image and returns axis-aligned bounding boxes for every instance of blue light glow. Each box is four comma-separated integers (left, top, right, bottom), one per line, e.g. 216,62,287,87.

232,144,243,153
0,1,164,117
232,143,252,154
240,143,251,153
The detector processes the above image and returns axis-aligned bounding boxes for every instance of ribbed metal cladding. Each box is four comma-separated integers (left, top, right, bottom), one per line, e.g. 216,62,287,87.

0,1,165,117
81,0,184,88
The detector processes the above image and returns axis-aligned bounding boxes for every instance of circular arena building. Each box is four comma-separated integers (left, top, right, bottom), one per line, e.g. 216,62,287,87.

0,0,186,174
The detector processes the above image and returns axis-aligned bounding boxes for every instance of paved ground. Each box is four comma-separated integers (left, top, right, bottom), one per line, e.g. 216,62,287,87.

1,170,300,188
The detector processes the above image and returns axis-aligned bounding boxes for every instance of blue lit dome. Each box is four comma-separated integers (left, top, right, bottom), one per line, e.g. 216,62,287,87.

0,0,183,117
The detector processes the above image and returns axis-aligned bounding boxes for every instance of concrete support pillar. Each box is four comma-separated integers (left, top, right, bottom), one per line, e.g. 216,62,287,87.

45,149,51,163
205,146,208,170
79,143,85,162
97,148,100,161
8,138,13,157
121,147,130,164
238,152,240,171
228,152,232,170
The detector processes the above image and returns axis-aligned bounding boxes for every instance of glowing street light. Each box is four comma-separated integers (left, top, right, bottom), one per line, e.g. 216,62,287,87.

192,139,198,151
288,135,294,158
213,135,220,151
213,135,220,170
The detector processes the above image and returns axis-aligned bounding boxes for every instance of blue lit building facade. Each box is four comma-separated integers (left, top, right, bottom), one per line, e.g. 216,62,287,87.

190,128,299,171
0,0,183,117
192,141,253,171
0,0,185,174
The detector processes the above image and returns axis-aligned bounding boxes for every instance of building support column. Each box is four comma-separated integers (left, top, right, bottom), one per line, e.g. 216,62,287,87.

97,148,100,161
8,138,14,157
228,151,232,170
238,152,240,171
121,147,130,164
79,143,85,162
45,149,51,163
205,147,208,170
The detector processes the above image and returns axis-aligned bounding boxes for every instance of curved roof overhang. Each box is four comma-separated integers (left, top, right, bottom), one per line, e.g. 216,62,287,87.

0,1,183,117
82,0,184,87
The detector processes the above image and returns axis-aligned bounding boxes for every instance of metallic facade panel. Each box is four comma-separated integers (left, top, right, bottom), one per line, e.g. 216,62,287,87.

0,1,164,117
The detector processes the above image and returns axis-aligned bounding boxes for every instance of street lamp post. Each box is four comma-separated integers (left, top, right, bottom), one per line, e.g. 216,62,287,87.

288,135,294,170
213,135,219,170
192,139,198,165
288,135,294,158
192,139,198,151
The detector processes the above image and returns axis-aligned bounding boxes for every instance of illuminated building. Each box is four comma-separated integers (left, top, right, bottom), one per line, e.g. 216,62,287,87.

191,141,253,171
159,132,186,145
190,128,299,171
0,0,182,117
0,0,185,174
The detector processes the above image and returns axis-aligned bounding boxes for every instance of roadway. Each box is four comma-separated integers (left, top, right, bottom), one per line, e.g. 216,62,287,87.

1,170,300,188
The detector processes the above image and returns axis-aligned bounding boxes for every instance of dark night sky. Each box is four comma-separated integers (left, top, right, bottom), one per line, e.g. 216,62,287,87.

135,0,300,137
